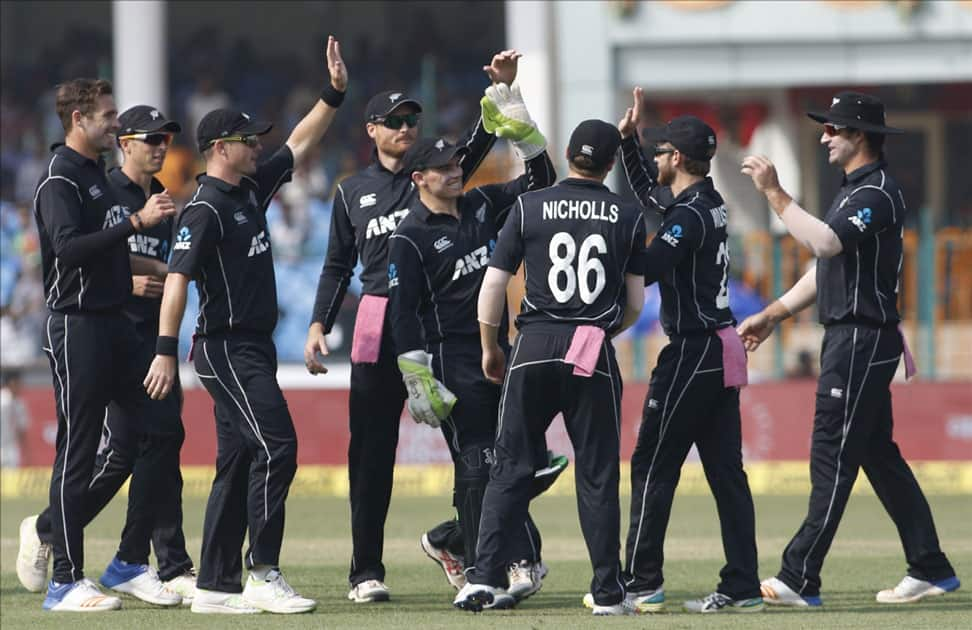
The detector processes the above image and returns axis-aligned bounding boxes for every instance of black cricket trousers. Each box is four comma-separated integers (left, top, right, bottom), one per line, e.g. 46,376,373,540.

36,319,192,581
192,332,297,593
471,330,622,605
775,324,955,597
42,310,144,584
624,332,760,600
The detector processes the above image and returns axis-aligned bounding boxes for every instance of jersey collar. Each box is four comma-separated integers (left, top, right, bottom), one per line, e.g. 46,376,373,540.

108,167,164,195
52,143,105,169
842,159,886,186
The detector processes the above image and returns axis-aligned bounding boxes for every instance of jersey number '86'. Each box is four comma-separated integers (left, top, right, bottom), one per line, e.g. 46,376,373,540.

548,232,607,305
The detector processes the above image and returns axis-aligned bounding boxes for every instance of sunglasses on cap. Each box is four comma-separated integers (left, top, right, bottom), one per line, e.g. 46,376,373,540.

823,123,850,136
371,113,421,130
653,147,676,157
119,132,173,146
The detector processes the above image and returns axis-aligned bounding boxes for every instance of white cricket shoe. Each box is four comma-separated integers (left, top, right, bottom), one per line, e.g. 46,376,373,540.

421,533,466,590
876,575,961,603
164,569,197,605
243,569,316,613
683,591,765,613
17,515,50,592
583,587,666,614
347,579,390,603
99,558,181,606
191,587,261,614
760,577,822,607
43,578,122,612
507,560,547,601
454,582,515,612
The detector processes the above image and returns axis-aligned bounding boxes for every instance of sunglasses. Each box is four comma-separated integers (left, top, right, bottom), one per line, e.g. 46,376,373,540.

372,113,421,129
653,147,676,157
119,132,173,146
218,134,261,148
823,123,850,136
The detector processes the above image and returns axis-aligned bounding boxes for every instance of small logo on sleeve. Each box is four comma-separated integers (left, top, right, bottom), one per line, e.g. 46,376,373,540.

660,224,682,247
388,263,399,288
173,226,192,250
830,388,844,399
848,207,872,233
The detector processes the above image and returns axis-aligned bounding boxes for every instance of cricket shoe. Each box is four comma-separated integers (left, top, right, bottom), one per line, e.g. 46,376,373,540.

684,591,765,613
164,568,197,605
583,587,665,614
243,569,316,613
99,556,182,606
17,515,50,592
347,579,390,603
760,577,822,607
43,578,122,612
191,587,261,614
453,582,515,612
421,533,466,589
876,575,961,604
507,560,547,601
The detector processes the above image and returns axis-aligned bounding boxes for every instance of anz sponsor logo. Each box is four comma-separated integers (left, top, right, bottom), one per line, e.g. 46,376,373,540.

848,207,872,233
128,234,167,259
173,226,192,250
102,204,128,229
388,263,399,289
365,209,409,239
660,224,682,247
248,230,271,257
451,239,494,280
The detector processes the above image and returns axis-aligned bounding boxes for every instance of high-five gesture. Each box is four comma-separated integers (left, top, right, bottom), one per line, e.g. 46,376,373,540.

326,35,347,92
483,49,522,85
618,87,644,139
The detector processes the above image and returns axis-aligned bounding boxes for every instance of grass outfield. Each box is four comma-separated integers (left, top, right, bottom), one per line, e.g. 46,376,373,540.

1,493,969,628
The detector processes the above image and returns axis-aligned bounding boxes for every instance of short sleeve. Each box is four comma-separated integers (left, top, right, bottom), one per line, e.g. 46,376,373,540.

168,203,222,277
827,187,896,250
489,200,525,273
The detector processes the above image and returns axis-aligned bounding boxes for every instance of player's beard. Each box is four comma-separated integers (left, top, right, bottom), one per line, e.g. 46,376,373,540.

657,160,675,186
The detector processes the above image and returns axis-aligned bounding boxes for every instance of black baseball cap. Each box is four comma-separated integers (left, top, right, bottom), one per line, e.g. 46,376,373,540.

365,90,423,122
118,105,182,137
196,108,272,152
400,137,467,175
642,115,717,161
567,119,621,170
807,91,904,134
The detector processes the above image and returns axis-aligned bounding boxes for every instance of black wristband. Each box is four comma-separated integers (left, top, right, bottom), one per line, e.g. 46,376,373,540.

156,335,178,357
320,83,345,108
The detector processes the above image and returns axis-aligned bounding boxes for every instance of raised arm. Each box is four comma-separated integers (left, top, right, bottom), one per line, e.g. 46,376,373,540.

285,35,348,166
618,87,671,213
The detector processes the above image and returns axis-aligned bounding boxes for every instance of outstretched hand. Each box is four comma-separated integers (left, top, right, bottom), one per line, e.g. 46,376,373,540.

326,35,347,92
618,87,643,139
483,49,522,85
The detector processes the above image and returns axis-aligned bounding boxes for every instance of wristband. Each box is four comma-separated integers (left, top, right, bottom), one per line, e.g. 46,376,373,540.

131,212,144,232
320,84,345,108
156,335,178,357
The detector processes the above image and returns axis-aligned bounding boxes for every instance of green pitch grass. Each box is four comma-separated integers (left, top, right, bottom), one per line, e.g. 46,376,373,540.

2,492,969,628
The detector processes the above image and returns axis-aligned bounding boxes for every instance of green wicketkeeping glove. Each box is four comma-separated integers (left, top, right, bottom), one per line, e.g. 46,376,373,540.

481,82,547,160
397,350,458,428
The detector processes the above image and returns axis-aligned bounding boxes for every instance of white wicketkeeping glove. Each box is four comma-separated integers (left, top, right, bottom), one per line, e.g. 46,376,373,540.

481,82,547,160
397,350,457,428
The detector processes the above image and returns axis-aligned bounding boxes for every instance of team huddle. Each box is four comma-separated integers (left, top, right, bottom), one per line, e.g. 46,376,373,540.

15,35,960,615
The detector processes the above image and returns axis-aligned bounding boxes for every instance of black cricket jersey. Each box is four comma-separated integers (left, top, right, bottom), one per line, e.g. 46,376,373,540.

387,152,556,354
168,145,294,335
310,119,496,333
816,160,904,326
489,178,648,334
34,144,135,313
106,167,172,326
620,136,735,336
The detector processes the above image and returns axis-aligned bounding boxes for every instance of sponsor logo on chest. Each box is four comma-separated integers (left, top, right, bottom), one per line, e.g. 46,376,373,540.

102,204,128,229
365,209,409,239
128,233,165,258
451,240,495,280
248,230,271,257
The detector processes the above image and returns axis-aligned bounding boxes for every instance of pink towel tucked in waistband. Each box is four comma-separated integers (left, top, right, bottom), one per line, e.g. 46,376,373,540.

350,295,388,364
898,325,918,381
564,326,606,377
716,326,748,388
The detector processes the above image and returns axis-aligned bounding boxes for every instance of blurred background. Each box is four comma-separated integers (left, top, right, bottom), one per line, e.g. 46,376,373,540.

1,1,970,472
